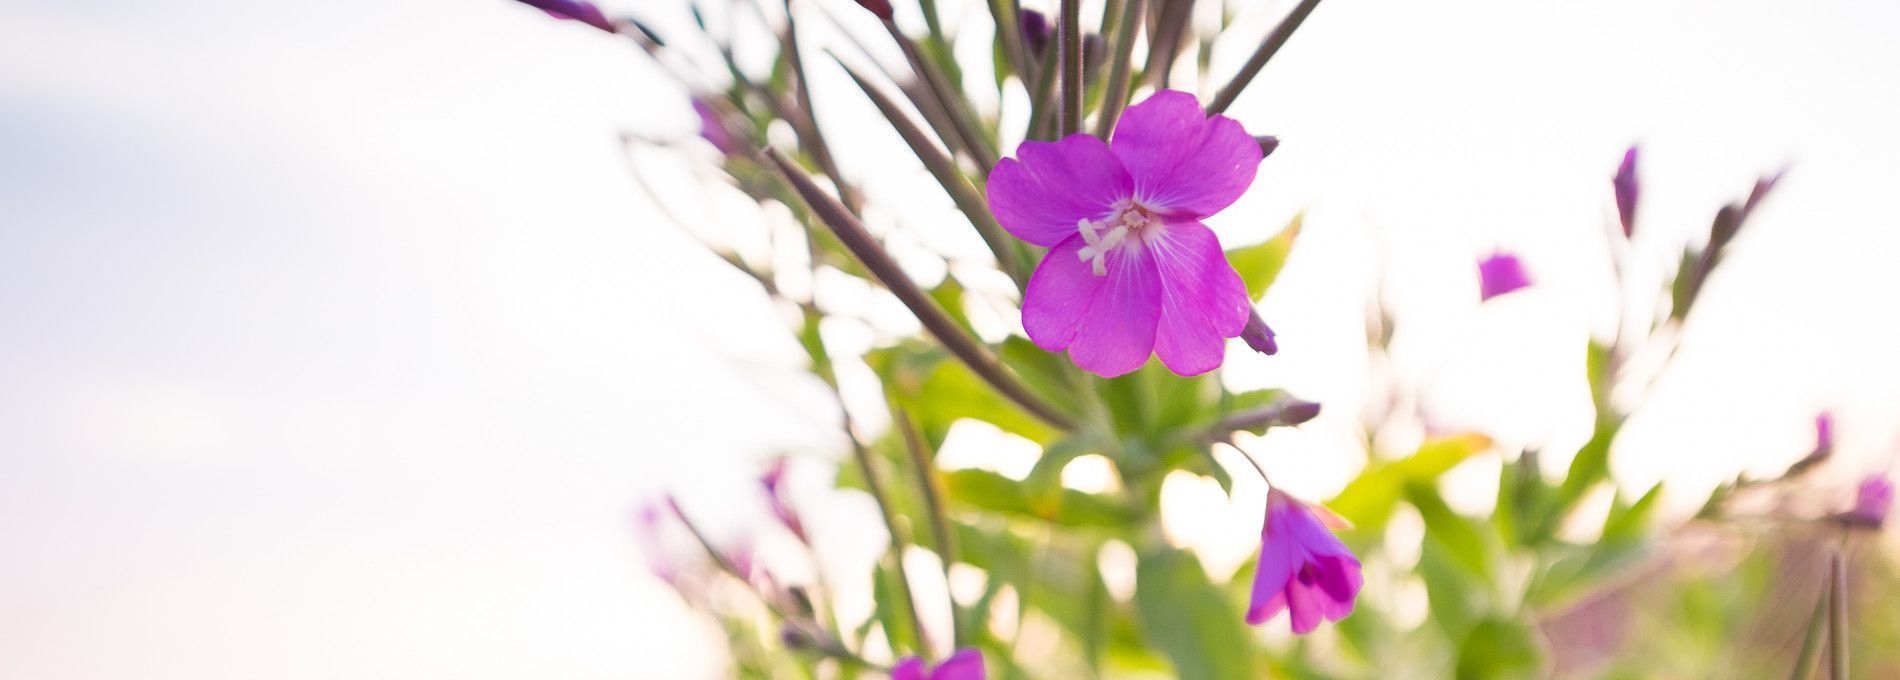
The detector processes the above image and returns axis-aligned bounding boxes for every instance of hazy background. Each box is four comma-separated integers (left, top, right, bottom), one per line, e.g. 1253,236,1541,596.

3,0,1898,677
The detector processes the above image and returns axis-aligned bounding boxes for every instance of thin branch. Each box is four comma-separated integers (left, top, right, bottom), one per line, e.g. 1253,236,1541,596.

896,408,963,649
1204,0,1323,115
780,0,863,213
883,22,999,173
761,149,1076,429
1058,0,1083,136
1092,0,1145,138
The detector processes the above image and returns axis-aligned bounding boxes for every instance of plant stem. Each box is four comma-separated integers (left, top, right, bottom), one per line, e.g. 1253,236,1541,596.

779,2,863,213
1204,0,1322,115
762,149,1076,429
1092,0,1145,139
883,22,999,174
831,55,1027,287
1827,549,1849,680
896,409,964,649
1058,0,1083,136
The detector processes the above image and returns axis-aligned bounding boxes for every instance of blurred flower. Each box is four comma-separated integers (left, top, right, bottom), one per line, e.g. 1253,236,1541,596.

1247,489,1362,634
1241,308,1277,355
1613,146,1639,237
512,0,617,33
1477,250,1531,301
634,502,678,585
1019,10,1052,59
760,457,807,542
1840,475,1892,528
692,99,741,157
854,0,895,21
987,90,1260,377
1814,412,1835,453
894,648,985,680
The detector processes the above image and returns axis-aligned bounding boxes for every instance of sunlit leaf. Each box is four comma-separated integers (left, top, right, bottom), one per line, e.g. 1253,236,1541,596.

1133,550,1256,680
1225,212,1302,300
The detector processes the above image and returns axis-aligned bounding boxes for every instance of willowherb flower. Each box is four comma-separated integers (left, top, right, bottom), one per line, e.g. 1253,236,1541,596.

1477,250,1531,301
1613,146,1639,237
760,457,807,541
1841,475,1893,528
987,90,1261,377
893,648,985,680
513,0,617,33
1247,489,1362,634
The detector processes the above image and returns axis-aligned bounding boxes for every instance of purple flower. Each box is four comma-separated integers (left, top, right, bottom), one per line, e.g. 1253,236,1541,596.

760,457,807,541
1814,412,1835,453
1477,250,1531,301
1613,146,1639,237
893,648,984,680
1247,490,1362,634
512,0,617,33
692,99,741,157
986,90,1260,377
1018,10,1052,59
854,0,895,21
1843,475,1893,527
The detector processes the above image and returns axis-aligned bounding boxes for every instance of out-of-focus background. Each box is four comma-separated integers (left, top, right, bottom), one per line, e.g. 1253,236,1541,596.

3,0,1898,677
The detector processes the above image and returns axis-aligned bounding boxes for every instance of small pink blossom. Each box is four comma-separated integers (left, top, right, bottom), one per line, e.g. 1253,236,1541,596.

893,648,984,680
987,90,1261,377
1247,490,1362,634
1477,250,1531,301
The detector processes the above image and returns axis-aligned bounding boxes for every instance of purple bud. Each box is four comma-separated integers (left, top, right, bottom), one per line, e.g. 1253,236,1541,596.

1255,135,1280,158
855,0,894,21
1613,146,1639,237
1843,475,1893,528
1277,399,1321,426
692,99,742,157
1242,309,1278,356
1019,10,1052,59
513,0,617,33
760,457,807,541
1814,412,1835,453
1477,250,1532,302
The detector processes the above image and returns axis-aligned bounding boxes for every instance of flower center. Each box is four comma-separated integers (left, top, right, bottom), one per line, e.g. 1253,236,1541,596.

1075,199,1156,276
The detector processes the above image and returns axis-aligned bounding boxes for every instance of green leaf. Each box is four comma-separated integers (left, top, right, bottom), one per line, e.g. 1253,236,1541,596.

1133,550,1256,680
1455,618,1543,679
944,469,1136,527
1601,482,1662,543
1405,481,1492,579
1225,213,1302,300
1331,433,1493,532
871,344,1059,447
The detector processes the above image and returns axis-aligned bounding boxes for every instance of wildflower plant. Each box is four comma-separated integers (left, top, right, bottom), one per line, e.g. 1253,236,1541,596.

510,0,1897,677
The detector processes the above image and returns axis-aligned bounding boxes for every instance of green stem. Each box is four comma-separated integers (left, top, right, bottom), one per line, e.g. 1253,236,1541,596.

896,409,964,649
1092,0,1145,138
1058,0,1083,135
1204,0,1323,115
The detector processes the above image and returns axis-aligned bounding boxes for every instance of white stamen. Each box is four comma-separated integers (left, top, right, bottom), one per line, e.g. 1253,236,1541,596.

1073,200,1155,277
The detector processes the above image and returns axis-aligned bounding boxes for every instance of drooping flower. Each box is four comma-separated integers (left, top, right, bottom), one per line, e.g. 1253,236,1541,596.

1247,489,1362,634
512,0,618,33
1477,250,1531,301
692,99,742,157
1841,475,1893,528
760,457,807,542
893,648,985,680
1613,145,1639,237
986,90,1261,377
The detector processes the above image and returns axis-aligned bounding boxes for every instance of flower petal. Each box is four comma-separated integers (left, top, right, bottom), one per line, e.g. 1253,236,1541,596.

931,649,987,680
1063,246,1162,377
1284,578,1325,634
1110,90,1261,218
1312,553,1363,621
1246,537,1299,625
1145,220,1250,375
892,657,929,680
1022,235,1102,352
987,134,1133,247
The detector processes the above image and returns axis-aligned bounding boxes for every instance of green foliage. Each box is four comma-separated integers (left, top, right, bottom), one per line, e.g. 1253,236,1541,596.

1134,550,1257,680
1226,213,1303,300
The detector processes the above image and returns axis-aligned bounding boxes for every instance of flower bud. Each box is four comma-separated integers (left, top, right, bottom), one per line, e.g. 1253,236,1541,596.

1477,250,1531,301
1277,399,1322,426
1613,145,1639,237
692,99,742,157
1019,10,1052,59
1242,309,1278,356
855,0,895,21
1255,135,1280,158
513,0,617,33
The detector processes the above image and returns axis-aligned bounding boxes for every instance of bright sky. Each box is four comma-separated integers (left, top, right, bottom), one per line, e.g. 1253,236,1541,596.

2,0,1897,677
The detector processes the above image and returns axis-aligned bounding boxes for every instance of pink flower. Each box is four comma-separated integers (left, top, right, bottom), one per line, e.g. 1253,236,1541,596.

1613,146,1640,237
1477,250,1531,301
760,458,807,542
1247,490,1362,634
512,0,617,33
1843,475,1893,527
893,648,984,680
986,90,1260,377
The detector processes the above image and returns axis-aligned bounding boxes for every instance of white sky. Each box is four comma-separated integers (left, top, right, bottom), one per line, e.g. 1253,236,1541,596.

2,0,1898,677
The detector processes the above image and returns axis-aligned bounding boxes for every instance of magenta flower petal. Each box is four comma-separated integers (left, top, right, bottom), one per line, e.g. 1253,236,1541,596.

930,649,986,680
1613,146,1640,237
1846,475,1893,527
1022,235,1105,352
1109,90,1262,217
1064,246,1163,377
514,0,618,33
1478,250,1531,301
1147,221,1250,375
892,657,929,680
1247,491,1362,633
987,135,1133,247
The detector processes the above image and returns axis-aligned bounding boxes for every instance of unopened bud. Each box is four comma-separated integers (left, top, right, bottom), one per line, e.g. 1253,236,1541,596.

1477,250,1531,301
1019,10,1052,59
1277,399,1321,426
787,585,815,618
1613,145,1639,237
780,623,817,650
1242,309,1277,356
513,0,618,33
1255,135,1280,158
855,0,895,21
